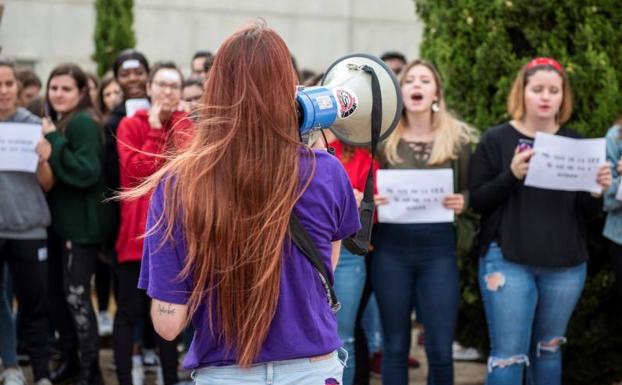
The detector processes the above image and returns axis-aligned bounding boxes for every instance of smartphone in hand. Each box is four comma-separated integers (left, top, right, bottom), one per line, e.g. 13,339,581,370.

517,138,534,153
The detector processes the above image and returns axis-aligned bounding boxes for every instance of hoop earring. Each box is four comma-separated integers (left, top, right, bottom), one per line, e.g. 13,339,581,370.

431,101,440,113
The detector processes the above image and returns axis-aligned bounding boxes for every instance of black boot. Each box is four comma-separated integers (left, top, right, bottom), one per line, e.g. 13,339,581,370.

49,357,79,384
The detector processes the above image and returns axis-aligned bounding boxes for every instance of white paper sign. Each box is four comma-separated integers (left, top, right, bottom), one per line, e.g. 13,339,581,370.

524,132,605,193
0,123,41,173
377,169,454,224
125,98,151,117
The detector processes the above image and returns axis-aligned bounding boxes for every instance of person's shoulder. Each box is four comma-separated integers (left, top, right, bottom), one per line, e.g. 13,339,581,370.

606,124,621,140
66,110,100,136
119,110,148,129
13,107,41,124
313,148,344,170
484,122,513,137
478,122,512,145
557,126,582,139
104,103,126,129
71,110,98,125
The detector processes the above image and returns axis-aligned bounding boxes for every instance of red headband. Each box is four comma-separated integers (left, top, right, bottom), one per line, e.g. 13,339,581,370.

526,57,564,73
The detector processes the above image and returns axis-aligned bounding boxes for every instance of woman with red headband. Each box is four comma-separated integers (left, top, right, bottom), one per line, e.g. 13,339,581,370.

469,57,611,385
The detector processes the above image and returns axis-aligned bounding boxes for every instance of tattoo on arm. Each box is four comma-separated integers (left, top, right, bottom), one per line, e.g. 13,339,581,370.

158,303,176,316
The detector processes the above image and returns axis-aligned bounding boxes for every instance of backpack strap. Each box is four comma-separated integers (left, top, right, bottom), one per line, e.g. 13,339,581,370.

289,212,341,313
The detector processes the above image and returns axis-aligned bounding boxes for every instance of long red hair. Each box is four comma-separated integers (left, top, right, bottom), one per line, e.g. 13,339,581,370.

129,21,310,365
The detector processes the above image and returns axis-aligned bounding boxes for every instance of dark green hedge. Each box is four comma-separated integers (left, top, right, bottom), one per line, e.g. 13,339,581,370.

414,1,622,383
92,0,136,77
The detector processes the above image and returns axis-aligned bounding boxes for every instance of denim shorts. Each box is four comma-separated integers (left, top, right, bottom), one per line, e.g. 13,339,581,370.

191,350,345,385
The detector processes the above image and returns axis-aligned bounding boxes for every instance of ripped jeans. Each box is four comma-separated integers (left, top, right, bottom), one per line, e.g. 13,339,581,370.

48,234,100,372
479,242,586,385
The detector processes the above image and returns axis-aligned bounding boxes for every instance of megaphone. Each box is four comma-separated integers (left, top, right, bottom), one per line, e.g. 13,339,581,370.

297,53,403,146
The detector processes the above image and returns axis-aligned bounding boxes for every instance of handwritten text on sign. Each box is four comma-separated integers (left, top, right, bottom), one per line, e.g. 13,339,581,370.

0,123,41,173
377,169,454,224
524,132,605,193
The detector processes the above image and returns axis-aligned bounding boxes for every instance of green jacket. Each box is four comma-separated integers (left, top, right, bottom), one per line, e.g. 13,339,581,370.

46,110,114,245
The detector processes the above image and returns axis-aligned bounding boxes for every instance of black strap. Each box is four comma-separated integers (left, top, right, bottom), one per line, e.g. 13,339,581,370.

342,64,382,255
289,213,341,313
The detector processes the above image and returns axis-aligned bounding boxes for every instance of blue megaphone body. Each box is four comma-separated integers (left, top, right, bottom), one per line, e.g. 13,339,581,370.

296,86,338,135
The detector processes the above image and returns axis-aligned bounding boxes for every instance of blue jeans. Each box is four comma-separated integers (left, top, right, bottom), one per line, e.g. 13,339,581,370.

0,263,18,366
192,351,344,385
334,248,366,385
362,293,383,355
479,242,587,385
373,223,459,385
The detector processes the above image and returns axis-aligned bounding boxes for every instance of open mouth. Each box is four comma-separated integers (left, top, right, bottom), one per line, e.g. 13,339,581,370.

411,92,424,101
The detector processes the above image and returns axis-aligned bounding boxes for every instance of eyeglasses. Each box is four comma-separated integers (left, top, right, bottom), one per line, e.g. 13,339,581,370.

153,81,181,91
183,95,202,103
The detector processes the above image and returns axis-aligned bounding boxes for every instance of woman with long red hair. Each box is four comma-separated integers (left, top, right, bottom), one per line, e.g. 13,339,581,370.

133,21,360,384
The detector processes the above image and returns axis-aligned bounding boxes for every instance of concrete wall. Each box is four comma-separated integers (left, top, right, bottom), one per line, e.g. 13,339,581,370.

1,0,422,82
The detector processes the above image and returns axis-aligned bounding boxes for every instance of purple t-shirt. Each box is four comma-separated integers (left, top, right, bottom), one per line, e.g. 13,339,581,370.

138,149,360,369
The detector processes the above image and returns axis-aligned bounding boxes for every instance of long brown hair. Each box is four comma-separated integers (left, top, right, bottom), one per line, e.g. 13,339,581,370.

126,21,307,365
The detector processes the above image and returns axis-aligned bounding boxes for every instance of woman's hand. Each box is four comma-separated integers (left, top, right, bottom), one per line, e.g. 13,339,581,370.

35,138,52,163
443,193,465,215
148,102,163,129
353,189,389,208
510,147,535,180
374,194,389,206
42,118,57,135
592,163,612,197
353,189,363,207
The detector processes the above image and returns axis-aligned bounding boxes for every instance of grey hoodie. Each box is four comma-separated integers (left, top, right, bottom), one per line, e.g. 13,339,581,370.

0,108,51,239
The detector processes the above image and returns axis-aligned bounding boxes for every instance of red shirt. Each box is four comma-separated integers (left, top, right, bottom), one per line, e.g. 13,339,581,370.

330,140,379,193
115,110,192,263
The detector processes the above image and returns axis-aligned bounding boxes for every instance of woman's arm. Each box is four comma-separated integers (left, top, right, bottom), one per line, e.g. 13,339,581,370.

36,162,54,192
35,138,54,191
331,240,341,270
150,299,189,341
603,128,622,211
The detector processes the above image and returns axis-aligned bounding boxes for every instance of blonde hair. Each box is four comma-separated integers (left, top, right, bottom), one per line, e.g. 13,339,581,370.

383,60,477,166
507,63,573,125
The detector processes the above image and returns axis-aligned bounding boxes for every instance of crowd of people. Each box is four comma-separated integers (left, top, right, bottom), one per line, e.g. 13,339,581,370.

1,20,621,385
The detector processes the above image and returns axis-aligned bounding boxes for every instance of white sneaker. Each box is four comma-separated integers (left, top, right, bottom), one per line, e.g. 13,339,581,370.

131,354,145,385
1,367,26,385
452,341,482,361
142,349,161,373
35,378,53,385
98,312,114,336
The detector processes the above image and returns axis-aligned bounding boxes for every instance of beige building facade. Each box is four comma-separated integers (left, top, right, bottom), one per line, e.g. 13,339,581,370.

1,0,422,81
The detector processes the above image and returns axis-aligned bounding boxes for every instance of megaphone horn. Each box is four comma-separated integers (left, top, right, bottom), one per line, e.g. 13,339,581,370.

297,53,403,147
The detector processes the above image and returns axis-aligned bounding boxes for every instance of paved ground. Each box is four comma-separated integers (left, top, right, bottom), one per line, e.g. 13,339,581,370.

22,336,487,385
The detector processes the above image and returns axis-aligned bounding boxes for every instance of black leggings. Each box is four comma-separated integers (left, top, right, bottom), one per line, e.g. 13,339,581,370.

113,262,178,385
0,238,50,381
609,241,622,297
